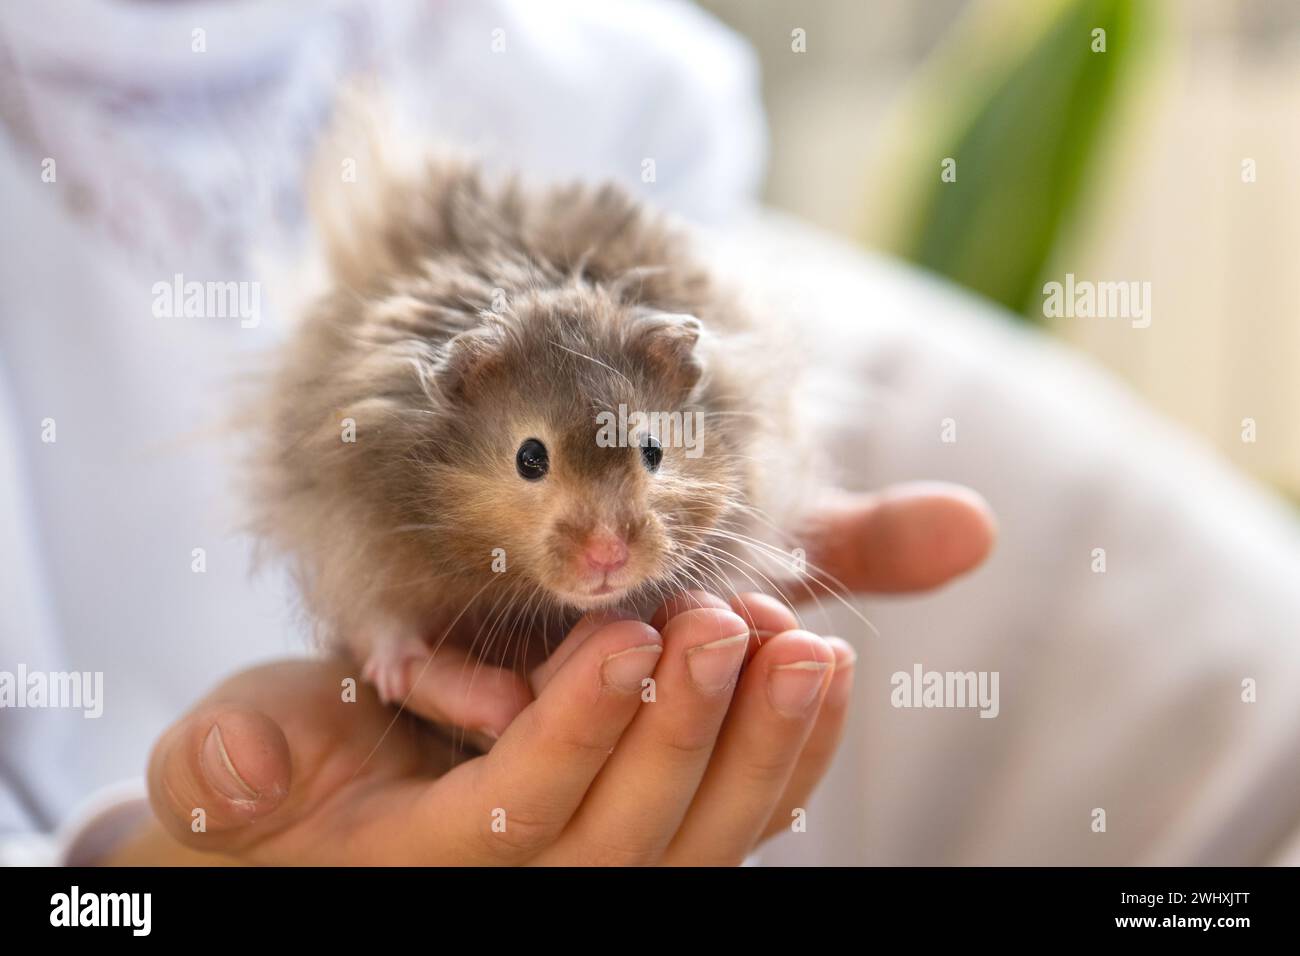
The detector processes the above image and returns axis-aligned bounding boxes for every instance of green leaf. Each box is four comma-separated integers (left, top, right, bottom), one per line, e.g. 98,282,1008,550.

884,0,1149,320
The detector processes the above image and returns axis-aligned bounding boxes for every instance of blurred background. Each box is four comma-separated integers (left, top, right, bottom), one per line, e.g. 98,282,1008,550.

699,0,1300,501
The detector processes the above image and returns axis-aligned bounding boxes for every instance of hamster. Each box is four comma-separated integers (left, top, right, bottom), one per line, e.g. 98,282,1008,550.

250,153,824,705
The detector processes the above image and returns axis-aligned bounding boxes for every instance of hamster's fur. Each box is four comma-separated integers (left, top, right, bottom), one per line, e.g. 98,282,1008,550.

250,146,816,701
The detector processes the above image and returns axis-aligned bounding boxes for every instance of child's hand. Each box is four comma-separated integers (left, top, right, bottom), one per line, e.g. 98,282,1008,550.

137,599,851,865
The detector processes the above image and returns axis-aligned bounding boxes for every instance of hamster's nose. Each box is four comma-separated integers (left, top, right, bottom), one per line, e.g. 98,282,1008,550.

583,533,629,574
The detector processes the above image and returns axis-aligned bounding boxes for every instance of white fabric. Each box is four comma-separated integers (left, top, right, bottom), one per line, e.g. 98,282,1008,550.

3,0,1299,866
726,216,1300,865
0,0,762,854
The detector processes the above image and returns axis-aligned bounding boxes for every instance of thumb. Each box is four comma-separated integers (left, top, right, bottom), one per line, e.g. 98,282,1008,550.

805,482,997,593
147,707,292,851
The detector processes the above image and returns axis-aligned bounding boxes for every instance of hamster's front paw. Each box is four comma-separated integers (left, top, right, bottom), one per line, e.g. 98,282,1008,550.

360,631,432,706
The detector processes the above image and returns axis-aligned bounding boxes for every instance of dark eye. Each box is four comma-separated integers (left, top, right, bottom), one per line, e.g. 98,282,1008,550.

516,438,549,480
639,434,663,473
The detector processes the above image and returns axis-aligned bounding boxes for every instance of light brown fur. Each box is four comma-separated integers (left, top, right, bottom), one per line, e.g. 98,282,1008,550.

249,153,804,680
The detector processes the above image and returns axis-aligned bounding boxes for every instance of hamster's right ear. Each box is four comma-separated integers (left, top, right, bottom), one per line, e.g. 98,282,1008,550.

627,310,704,394
434,323,509,403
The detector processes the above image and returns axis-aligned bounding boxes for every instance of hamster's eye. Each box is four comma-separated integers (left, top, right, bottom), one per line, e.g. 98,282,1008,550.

516,438,549,481
640,434,663,473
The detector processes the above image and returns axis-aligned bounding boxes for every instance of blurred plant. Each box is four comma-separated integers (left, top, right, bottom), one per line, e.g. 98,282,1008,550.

873,0,1154,321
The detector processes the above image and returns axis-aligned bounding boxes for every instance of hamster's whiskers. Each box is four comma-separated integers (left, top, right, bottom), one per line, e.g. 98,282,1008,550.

673,523,879,641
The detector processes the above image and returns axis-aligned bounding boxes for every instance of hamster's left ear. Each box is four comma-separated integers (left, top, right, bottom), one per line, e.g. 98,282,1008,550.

627,310,703,393
434,321,509,403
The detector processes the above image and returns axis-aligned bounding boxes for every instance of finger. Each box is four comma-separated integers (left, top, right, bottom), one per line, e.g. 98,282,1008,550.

761,636,856,841
529,607,643,695
649,590,730,631
727,591,799,647
549,605,751,865
804,482,996,593
148,659,413,859
147,706,292,851
663,630,834,866
400,644,534,740
425,617,664,864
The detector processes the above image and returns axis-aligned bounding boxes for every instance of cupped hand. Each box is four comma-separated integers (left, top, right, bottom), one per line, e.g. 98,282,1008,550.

142,593,855,865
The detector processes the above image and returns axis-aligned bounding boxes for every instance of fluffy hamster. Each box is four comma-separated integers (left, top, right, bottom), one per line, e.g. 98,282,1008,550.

251,154,818,703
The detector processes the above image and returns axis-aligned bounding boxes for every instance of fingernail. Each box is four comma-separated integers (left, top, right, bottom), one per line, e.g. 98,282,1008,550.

824,639,857,708
201,725,259,801
767,661,831,717
826,638,857,667
686,632,749,693
602,643,663,693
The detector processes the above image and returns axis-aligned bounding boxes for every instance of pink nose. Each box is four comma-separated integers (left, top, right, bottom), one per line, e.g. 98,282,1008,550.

583,533,629,574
